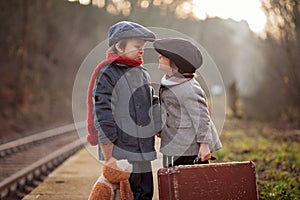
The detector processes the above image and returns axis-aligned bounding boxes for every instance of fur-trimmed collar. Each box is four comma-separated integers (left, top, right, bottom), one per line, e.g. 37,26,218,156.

161,74,192,87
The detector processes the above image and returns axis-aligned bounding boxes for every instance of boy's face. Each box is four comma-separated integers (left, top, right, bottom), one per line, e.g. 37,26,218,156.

118,38,146,60
158,55,173,75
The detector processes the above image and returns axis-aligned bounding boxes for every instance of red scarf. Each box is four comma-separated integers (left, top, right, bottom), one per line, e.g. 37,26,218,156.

86,54,143,146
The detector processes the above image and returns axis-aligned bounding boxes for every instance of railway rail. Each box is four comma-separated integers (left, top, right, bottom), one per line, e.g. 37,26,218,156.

0,122,85,199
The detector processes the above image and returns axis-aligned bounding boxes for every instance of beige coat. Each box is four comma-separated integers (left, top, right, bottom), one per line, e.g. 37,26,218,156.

159,75,222,156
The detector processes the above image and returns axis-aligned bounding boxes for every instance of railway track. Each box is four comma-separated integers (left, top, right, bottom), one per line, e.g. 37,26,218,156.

0,122,86,199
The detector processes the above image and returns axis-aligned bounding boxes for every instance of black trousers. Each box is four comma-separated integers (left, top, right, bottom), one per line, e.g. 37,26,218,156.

163,155,209,167
129,161,153,200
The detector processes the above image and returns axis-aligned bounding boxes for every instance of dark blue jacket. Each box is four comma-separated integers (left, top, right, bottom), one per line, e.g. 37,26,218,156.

93,62,160,161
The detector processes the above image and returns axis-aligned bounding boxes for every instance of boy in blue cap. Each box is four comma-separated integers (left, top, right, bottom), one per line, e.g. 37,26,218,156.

86,21,160,199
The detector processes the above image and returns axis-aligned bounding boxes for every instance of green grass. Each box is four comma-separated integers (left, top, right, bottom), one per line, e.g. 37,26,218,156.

213,119,300,199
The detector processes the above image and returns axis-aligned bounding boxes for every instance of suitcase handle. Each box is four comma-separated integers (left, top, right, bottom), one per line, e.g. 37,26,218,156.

193,155,216,164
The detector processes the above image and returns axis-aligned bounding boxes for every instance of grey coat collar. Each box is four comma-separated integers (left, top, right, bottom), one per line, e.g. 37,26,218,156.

161,74,191,87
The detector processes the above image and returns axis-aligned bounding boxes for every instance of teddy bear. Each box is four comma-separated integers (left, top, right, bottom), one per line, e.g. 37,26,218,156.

88,158,133,200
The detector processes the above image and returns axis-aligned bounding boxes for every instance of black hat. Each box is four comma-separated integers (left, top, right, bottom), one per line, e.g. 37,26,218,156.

108,21,156,47
153,38,203,73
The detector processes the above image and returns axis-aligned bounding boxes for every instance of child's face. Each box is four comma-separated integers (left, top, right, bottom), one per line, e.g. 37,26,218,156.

158,55,172,75
118,38,146,60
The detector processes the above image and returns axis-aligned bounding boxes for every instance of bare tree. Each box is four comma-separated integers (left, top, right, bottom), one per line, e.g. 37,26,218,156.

260,0,300,126
16,0,29,109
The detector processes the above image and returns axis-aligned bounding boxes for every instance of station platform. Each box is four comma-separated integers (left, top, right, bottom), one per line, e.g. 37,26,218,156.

23,147,161,200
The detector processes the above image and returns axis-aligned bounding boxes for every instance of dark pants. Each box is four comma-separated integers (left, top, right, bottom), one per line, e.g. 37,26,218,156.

129,161,153,200
163,155,209,167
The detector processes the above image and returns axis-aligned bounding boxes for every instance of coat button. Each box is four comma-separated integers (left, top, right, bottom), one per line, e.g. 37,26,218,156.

166,124,170,128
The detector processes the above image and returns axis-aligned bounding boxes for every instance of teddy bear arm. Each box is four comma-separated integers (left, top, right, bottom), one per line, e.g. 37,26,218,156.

120,180,133,200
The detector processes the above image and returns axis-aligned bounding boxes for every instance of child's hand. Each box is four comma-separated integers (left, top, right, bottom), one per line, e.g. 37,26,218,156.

198,143,211,162
105,157,118,170
100,143,114,162
106,157,117,165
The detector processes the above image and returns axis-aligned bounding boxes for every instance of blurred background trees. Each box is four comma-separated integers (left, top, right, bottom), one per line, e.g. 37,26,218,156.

244,0,300,127
0,0,299,141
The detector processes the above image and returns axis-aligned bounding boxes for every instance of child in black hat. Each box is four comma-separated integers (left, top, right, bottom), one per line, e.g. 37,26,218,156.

86,21,160,200
153,38,222,167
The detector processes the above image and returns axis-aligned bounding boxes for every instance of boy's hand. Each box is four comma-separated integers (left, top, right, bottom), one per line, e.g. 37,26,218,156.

100,143,114,162
198,143,211,161
105,157,118,168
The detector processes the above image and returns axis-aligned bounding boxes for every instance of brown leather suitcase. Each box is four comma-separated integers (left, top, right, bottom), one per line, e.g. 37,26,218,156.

157,161,258,200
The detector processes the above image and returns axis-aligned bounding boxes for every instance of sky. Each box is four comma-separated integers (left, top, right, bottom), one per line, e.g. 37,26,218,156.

191,0,267,33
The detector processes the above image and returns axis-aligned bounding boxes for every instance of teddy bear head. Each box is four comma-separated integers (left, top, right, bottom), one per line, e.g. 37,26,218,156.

103,159,133,184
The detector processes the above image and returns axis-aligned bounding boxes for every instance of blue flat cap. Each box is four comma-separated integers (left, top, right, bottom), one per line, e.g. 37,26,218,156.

108,21,156,47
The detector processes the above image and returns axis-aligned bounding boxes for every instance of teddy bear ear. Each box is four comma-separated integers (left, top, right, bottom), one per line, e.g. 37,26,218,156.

116,159,133,172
